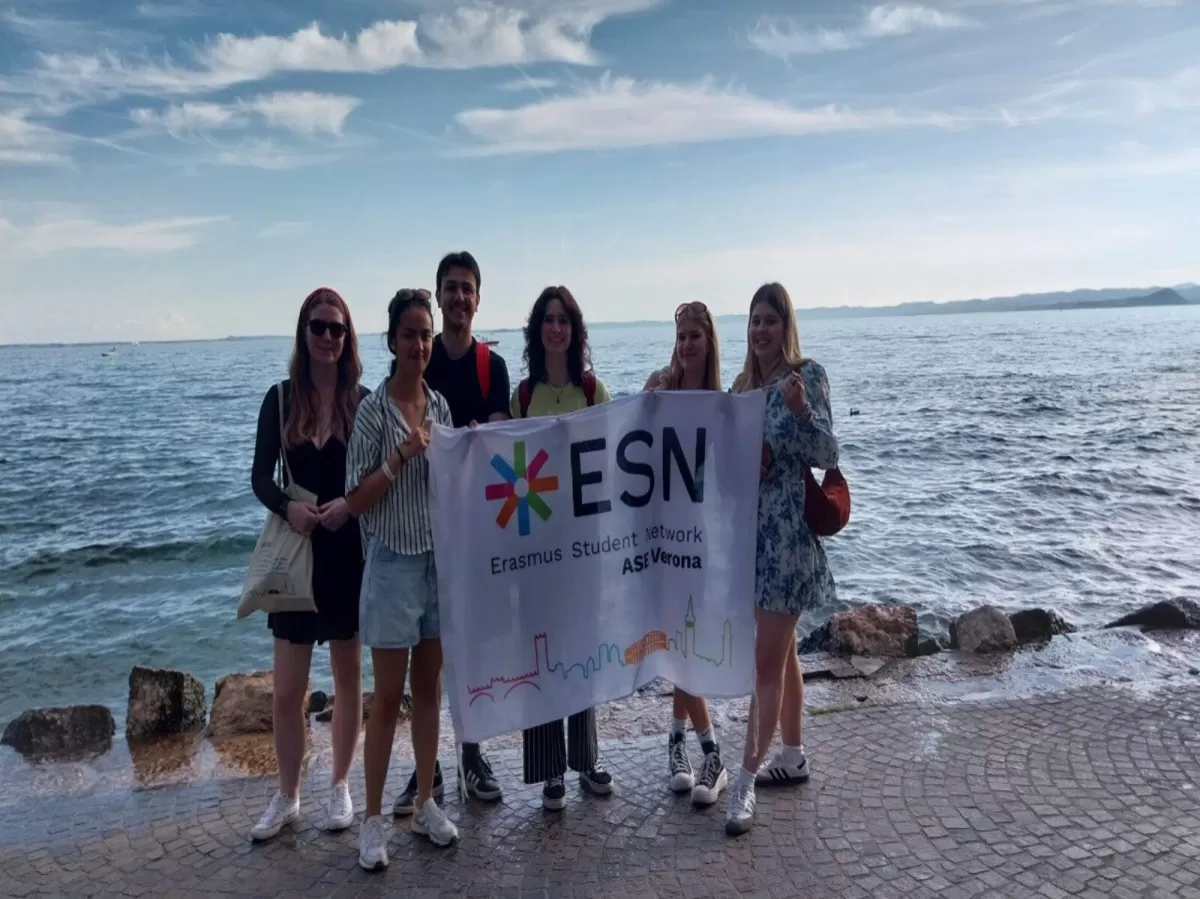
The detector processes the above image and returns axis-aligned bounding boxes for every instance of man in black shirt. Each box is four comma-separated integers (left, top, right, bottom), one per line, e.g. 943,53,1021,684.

424,252,511,427
391,251,510,816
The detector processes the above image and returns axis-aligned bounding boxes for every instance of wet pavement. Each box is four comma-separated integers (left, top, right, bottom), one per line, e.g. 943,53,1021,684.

3,680,1200,898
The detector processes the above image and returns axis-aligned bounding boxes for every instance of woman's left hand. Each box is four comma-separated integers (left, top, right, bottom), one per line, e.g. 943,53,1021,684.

318,498,352,531
782,370,810,417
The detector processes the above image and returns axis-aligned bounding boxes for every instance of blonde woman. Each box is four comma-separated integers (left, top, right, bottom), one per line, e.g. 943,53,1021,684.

724,283,839,837
643,301,727,807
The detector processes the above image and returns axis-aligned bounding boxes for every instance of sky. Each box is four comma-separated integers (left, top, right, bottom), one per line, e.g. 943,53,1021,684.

1,0,1198,344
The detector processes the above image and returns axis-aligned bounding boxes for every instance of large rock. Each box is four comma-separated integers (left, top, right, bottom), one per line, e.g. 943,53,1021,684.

1009,608,1076,645
1105,599,1200,631
208,671,309,739
799,605,918,658
951,605,1019,653
1,705,115,757
126,666,207,740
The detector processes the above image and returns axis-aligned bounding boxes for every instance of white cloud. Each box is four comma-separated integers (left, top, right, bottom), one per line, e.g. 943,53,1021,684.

454,75,969,155
1120,65,1200,114
130,101,243,134
0,211,227,256
1008,65,1200,123
130,91,361,137
0,110,68,165
248,92,361,135
749,4,969,58
864,3,965,35
8,2,661,103
135,1,209,20
497,75,560,91
214,139,338,170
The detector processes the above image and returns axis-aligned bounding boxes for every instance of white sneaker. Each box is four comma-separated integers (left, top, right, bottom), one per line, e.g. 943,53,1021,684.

755,749,810,787
325,781,354,832
724,777,756,836
412,798,460,847
358,815,390,872
250,791,300,842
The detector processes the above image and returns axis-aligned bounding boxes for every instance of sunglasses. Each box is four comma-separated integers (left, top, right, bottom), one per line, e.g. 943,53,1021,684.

308,320,347,339
675,301,709,320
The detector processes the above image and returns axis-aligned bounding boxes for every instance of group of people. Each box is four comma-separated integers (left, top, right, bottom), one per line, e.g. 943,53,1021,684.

249,251,840,870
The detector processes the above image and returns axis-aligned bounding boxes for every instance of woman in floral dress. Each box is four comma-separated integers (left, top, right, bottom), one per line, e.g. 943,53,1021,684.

724,282,840,837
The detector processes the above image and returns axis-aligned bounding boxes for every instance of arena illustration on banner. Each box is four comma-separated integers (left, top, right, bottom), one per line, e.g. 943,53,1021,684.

428,390,766,745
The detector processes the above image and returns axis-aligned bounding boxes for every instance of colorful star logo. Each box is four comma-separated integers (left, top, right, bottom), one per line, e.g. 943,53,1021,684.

485,441,559,536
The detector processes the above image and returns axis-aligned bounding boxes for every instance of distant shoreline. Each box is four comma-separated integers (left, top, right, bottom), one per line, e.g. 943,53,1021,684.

4,283,1197,348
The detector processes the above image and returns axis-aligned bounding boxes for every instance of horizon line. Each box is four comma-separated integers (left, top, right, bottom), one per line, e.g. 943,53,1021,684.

4,281,1196,348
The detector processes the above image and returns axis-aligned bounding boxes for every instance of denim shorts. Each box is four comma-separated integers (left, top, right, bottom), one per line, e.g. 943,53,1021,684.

359,538,440,650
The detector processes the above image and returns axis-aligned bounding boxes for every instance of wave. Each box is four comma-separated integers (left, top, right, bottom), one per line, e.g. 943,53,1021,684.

7,535,258,582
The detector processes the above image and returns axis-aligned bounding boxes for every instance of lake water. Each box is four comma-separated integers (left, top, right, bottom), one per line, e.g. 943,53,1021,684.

2,306,1199,727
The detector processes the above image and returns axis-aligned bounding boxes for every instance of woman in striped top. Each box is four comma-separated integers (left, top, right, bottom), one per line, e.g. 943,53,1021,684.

345,289,457,868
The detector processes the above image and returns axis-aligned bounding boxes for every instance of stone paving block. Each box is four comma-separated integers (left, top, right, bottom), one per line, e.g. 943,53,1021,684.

1,684,1199,897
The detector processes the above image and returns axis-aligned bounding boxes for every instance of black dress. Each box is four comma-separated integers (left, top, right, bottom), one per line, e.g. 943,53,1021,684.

251,382,368,645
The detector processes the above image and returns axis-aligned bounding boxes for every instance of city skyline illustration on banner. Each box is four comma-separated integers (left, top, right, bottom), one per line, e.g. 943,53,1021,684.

467,597,732,706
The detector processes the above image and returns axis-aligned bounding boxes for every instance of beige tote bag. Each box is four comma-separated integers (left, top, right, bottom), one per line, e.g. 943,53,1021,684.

237,382,319,618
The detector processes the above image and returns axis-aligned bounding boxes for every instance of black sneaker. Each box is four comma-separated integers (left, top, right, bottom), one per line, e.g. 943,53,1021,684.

392,760,444,816
459,746,503,802
754,750,810,787
691,747,728,807
543,776,566,811
669,731,695,793
580,764,613,795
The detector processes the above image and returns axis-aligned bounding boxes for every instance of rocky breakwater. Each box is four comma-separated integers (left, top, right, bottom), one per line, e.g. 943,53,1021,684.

791,597,1200,710
1,706,115,758
208,671,311,738
125,666,207,740
800,600,1084,663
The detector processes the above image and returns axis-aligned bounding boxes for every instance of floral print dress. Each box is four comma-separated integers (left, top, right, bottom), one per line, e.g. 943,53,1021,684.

754,360,840,616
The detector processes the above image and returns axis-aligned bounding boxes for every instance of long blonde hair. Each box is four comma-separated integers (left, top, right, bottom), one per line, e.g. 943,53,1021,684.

732,282,803,394
661,302,722,391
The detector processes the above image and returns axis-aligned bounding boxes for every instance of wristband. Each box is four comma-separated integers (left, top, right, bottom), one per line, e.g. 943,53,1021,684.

382,458,397,482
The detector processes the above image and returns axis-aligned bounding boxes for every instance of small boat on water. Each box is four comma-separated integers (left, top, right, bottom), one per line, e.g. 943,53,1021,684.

101,346,118,357
478,333,500,347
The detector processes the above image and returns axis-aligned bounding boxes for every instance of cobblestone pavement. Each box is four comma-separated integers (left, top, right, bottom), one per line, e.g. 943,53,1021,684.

3,684,1200,899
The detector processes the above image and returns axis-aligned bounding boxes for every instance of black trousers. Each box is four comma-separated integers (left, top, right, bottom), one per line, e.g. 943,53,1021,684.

522,708,599,784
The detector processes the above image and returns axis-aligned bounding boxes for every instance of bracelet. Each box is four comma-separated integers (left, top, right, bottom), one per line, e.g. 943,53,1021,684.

381,458,397,482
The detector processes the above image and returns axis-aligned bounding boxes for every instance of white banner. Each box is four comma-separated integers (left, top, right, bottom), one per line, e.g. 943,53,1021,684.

429,390,766,745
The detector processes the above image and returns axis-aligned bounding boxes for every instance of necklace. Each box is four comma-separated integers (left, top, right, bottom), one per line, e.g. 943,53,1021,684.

760,359,787,385
545,382,568,404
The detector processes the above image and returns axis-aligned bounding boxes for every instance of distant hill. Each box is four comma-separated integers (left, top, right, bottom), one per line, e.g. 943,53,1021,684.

703,283,1200,323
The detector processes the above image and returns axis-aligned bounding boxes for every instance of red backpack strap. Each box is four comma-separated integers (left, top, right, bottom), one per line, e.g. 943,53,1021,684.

581,371,597,406
518,378,532,418
474,340,491,401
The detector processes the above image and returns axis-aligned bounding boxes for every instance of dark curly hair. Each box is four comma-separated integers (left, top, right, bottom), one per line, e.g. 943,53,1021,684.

523,285,591,387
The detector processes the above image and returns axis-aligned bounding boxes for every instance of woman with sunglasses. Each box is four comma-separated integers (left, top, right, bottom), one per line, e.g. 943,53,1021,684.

249,287,368,842
643,301,728,807
346,288,458,868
